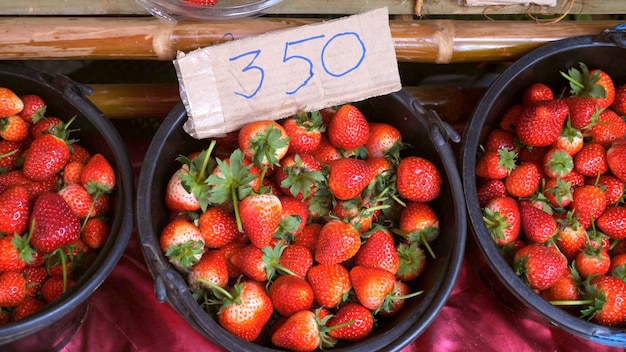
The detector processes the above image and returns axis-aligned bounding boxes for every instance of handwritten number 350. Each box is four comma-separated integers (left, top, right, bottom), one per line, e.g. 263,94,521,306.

229,32,366,99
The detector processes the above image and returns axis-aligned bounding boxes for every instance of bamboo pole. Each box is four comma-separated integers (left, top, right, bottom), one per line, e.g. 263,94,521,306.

0,17,621,63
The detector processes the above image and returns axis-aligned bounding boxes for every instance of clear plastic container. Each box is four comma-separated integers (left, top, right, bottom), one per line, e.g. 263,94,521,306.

136,0,283,22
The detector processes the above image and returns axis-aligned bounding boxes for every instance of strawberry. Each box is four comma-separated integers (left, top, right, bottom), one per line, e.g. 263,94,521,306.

159,217,204,270
271,309,332,351
355,229,399,275
562,96,599,130
610,253,626,280
562,63,615,109
293,222,321,253
613,84,626,115
311,135,342,166
519,201,557,244
81,153,116,195
0,140,22,173
40,275,74,304
396,156,442,202
81,217,109,249
268,274,314,317
543,177,573,208
327,104,369,151
275,196,309,240
482,196,521,246
570,184,606,229
517,145,549,165
586,109,626,146
68,143,91,164
23,121,74,182
0,87,23,118
29,116,61,139
539,271,580,302
485,128,517,153
12,296,45,321
282,110,325,154
499,104,523,132
187,250,229,291
18,94,46,124
327,302,374,342
554,214,587,261
306,263,351,308
396,242,426,281
505,162,542,198
218,239,247,279
398,201,439,247
552,119,584,156
364,122,403,159
0,271,26,307
274,153,324,200
327,158,373,201
277,244,313,279
589,175,624,206
230,244,268,282
165,166,201,213
0,234,35,272
522,82,553,106
543,148,573,178
596,206,626,240
582,275,626,326
216,280,273,342
575,243,611,279
238,120,290,169
198,206,240,248
475,149,515,180
62,160,84,186
314,220,361,265
0,185,30,235
21,266,47,297
239,193,282,249
476,179,507,207
57,183,94,219
516,99,569,147
513,243,568,290
606,138,626,183
0,115,28,142
30,192,81,254
350,265,396,310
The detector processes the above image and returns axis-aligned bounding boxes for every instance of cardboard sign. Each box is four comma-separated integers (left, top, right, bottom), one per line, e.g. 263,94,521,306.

174,7,401,139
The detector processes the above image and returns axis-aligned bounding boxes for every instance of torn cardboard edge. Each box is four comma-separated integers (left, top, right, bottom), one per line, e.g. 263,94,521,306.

174,7,401,140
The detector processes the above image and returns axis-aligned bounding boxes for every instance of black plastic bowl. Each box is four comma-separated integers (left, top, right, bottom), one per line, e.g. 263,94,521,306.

460,29,626,348
136,89,466,351
0,63,134,352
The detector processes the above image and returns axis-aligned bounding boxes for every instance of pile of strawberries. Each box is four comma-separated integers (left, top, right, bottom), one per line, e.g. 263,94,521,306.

476,62,626,327
0,87,116,324
160,103,445,350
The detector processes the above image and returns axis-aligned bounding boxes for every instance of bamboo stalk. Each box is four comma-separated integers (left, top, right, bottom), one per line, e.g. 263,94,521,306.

87,83,484,130
0,17,620,63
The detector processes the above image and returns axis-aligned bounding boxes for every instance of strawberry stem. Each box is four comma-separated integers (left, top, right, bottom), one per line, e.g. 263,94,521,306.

198,140,217,181
549,299,593,306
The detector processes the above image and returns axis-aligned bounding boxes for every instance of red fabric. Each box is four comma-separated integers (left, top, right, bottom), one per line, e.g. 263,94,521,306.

59,135,624,352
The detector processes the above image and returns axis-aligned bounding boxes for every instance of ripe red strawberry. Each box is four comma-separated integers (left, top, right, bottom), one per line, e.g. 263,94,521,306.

274,153,324,200
275,196,309,240
269,274,314,317
238,120,290,168
311,135,342,165
562,63,615,109
327,104,369,151
396,242,427,281
327,302,374,342
476,179,507,207
165,166,201,213
58,183,93,219
516,99,569,147
327,158,373,201
23,129,72,182
543,148,573,178
519,202,557,244
0,140,22,173
187,250,229,291
396,156,442,202
306,263,351,308
0,234,35,272
613,84,626,115
278,244,313,279
499,104,523,132
282,110,324,154
555,214,587,261
570,184,606,229
505,162,542,198
18,94,46,124
575,243,611,279
590,175,624,206
485,128,517,153
41,275,74,304
21,266,47,297
81,217,109,249
0,87,23,118
271,309,332,351
606,138,626,183
314,220,361,265
216,280,273,342
81,153,116,195
364,122,403,159
539,272,580,302
597,206,626,240
239,193,282,249
293,222,321,253
12,296,45,321
523,82,553,106
543,177,573,208
350,265,396,310
513,243,568,290
69,143,91,164
159,217,204,270
586,109,626,146
355,229,399,275
62,161,84,186
482,196,521,246
30,192,81,254
378,280,413,317
562,96,599,130
0,185,30,236
0,115,28,142
553,120,584,156
0,271,26,307
398,201,439,246
218,239,246,279
198,207,240,248
230,244,268,282
582,275,626,326
475,149,515,180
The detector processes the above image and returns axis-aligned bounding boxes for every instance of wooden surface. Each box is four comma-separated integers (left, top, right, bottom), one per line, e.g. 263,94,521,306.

0,0,625,16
